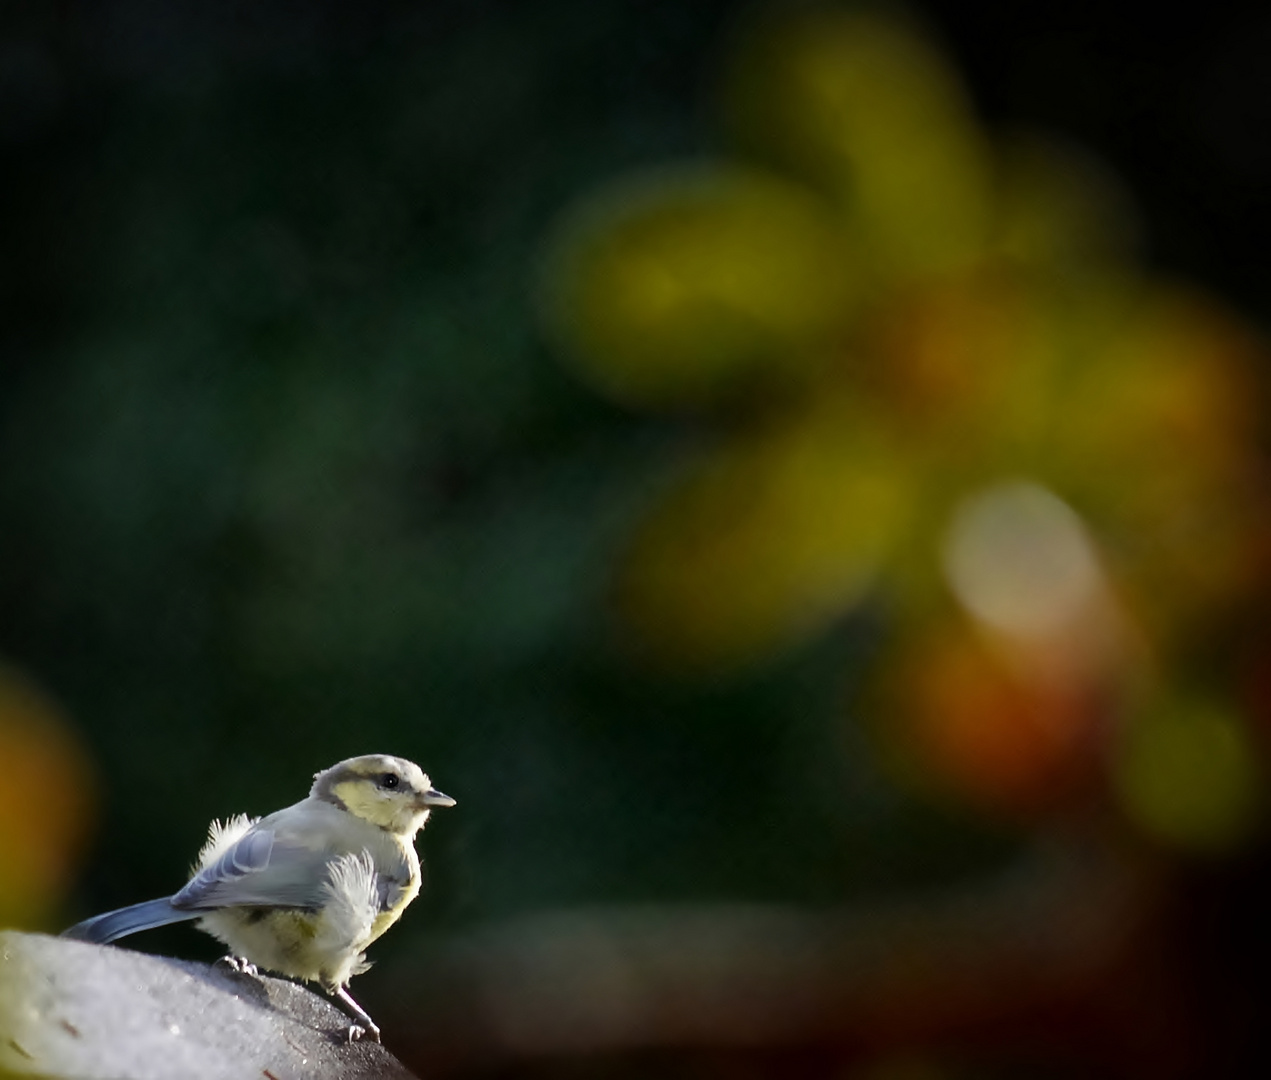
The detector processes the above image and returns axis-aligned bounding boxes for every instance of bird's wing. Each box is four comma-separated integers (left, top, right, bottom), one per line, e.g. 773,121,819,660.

172,805,370,911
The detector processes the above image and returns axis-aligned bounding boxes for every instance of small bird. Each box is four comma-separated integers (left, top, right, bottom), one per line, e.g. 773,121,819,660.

63,753,455,1043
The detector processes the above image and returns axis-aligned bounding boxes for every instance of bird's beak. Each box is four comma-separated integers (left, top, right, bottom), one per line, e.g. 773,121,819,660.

421,788,456,808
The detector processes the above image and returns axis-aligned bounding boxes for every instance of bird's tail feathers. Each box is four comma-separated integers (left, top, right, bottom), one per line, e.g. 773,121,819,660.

62,897,198,944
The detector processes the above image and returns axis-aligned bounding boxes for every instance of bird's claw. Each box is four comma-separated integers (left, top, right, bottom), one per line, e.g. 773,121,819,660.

215,955,258,977
346,1022,381,1044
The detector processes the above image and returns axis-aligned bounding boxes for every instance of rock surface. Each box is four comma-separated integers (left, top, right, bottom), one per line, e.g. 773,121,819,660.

0,930,418,1080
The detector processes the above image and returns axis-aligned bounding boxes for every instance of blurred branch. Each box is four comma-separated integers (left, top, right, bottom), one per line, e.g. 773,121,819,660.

381,834,1193,1077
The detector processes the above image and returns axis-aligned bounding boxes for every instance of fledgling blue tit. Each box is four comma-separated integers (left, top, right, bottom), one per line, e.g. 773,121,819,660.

63,754,455,1043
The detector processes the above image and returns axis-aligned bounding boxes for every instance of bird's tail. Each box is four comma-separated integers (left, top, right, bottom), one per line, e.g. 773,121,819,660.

62,897,199,944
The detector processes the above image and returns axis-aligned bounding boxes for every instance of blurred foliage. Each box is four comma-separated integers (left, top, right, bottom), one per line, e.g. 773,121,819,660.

543,4,1271,841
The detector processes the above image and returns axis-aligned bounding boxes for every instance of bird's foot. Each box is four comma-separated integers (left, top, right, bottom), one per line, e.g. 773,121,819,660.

330,984,382,1044
346,1021,381,1044
215,955,259,977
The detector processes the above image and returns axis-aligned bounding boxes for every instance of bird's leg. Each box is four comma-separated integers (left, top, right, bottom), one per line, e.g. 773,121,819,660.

329,984,381,1044
215,955,259,977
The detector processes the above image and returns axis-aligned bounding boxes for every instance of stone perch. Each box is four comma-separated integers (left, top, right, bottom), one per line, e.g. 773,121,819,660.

0,930,418,1080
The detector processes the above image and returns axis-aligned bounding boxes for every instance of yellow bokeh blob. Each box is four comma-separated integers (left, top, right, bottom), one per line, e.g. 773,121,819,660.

543,166,853,408
1057,288,1264,643
1114,697,1261,852
723,8,992,279
1064,289,1257,489
617,402,911,671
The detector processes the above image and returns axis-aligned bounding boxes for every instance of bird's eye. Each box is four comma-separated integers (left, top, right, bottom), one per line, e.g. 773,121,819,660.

380,773,400,790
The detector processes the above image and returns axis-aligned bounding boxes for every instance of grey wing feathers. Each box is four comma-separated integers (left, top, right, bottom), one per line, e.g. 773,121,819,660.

171,822,334,911
173,827,275,909
62,898,198,944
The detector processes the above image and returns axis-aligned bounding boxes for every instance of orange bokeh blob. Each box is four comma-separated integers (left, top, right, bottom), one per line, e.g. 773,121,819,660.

882,625,1111,816
864,273,1043,438
0,668,97,928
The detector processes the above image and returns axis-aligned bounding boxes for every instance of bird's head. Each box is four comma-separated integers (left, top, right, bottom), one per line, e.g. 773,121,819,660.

311,754,456,836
